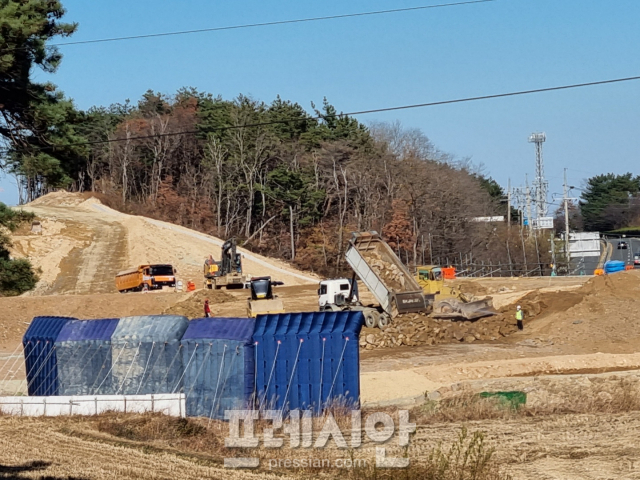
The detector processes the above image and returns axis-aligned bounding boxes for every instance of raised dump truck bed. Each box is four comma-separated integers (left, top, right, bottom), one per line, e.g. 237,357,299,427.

345,232,430,318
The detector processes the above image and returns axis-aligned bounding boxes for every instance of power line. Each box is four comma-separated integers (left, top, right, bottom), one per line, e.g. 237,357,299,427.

46,1,494,48
3,74,640,152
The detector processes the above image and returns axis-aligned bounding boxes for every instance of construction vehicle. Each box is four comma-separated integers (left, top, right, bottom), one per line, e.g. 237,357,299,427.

116,264,176,293
247,277,285,317
204,239,248,289
416,265,496,320
318,231,432,329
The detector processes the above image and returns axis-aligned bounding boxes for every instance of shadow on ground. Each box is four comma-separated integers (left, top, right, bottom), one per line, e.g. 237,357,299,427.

0,460,88,480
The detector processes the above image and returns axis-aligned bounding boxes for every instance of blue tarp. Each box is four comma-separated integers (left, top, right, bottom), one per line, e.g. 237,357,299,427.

181,318,256,418
604,260,625,274
55,318,119,395
22,316,76,396
111,315,189,395
252,312,363,413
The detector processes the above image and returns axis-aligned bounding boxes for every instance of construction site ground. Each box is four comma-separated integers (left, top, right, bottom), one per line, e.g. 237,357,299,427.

2,193,640,478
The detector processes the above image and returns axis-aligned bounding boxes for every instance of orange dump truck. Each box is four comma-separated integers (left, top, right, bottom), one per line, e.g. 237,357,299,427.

115,264,177,293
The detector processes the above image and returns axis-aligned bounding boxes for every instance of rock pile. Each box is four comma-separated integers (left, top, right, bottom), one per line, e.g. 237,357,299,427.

360,250,406,292
359,312,520,350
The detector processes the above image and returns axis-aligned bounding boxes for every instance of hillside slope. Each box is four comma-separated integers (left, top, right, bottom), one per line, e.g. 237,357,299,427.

9,192,317,295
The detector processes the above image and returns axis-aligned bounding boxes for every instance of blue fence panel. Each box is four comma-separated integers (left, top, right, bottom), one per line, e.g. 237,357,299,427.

181,317,255,418
253,311,363,414
22,316,76,396
111,315,189,395
55,318,119,395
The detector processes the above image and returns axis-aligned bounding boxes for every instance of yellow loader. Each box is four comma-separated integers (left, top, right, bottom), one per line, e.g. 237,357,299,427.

416,266,496,320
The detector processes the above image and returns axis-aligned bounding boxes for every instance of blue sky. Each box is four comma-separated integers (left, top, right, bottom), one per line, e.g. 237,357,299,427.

2,0,639,209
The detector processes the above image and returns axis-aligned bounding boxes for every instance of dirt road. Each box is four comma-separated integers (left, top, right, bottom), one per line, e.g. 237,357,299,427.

10,192,317,297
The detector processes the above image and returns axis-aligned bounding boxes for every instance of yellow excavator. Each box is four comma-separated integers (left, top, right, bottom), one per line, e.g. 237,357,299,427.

416,265,495,320
246,277,285,317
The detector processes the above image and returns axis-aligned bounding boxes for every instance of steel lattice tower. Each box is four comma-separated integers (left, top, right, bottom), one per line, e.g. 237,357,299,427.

528,132,548,218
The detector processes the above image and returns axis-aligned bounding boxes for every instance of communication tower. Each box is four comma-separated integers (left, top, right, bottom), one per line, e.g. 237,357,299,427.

528,132,548,218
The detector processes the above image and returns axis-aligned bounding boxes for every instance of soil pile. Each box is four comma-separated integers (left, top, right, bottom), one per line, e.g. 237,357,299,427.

163,289,236,318
524,269,640,353
359,312,519,350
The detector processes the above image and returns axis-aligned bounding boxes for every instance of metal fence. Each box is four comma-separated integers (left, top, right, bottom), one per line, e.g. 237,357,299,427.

425,259,586,278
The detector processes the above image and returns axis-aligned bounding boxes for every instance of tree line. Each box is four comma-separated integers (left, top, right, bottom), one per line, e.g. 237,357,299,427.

1,0,557,278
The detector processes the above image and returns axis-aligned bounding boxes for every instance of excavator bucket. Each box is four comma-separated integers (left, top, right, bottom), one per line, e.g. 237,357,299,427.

432,297,496,320
247,298,285,318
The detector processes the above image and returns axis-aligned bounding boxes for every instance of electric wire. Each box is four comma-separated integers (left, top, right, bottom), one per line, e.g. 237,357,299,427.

38,1,495,49
17,74,640,152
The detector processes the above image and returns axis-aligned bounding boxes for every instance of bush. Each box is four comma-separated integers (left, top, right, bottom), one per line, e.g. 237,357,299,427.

0,220,39,296
0,258,39,296
0,202,34,231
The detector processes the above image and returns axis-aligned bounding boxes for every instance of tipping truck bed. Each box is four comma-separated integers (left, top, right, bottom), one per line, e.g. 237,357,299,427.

345,232,430,318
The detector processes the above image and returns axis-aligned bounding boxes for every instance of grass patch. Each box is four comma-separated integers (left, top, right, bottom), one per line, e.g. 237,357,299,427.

414,379,640,424
96,413,206,441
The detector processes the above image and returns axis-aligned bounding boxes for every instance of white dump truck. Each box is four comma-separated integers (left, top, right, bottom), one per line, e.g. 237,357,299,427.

318,231,432,329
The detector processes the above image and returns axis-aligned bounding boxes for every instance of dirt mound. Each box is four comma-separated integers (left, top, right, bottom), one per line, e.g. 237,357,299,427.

163,289,236,318
504,290,585,319
581,269,640,298
26,190,87,208
360,312,519,350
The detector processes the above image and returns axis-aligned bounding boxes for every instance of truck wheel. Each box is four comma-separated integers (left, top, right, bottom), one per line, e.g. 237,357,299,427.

206,283,213,290
377,315,389,329
364,312,377,328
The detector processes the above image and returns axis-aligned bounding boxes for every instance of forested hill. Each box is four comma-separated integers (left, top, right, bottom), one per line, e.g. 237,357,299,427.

7,88,515,275
0,2,538,276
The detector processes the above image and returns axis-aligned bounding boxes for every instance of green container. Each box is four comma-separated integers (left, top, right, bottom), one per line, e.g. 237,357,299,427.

479,391,527,409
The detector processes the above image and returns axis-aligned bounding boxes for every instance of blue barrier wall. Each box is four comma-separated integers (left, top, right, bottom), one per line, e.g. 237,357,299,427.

253,311,363,413
111,315,189,395
55,318,119,395
22,316,76,396
181,318,255,418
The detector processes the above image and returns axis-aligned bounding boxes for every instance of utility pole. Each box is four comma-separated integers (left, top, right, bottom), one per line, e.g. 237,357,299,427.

525,174,532,231
563,168,570,262
507,178,511,228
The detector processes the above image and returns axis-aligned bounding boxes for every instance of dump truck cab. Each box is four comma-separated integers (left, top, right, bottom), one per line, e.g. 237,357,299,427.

148,264,177,288
115,264,176,292
318,279,359,309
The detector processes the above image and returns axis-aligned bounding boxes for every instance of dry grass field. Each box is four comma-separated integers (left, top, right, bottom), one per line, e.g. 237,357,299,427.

2,382,640,480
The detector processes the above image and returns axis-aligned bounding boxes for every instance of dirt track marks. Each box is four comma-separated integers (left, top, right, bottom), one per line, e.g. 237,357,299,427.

0,416,279,480
23,206,127,295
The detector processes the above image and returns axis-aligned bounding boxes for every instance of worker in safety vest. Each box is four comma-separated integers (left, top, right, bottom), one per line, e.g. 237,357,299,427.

515,305,524,331
204,299,212,318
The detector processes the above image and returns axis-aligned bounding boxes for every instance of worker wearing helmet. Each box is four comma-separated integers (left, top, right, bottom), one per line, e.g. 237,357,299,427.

515,305,524,331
